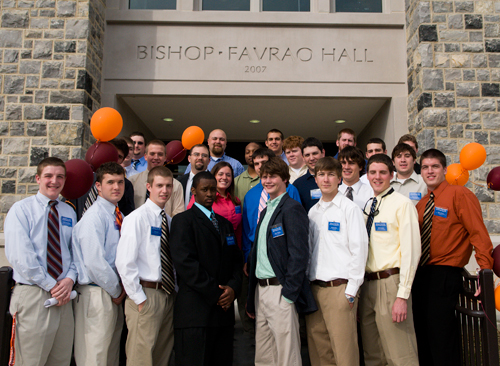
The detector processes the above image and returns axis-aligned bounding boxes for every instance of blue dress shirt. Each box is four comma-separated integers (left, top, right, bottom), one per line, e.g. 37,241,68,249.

131,156,147,173
185,153,245,177
242,182,301,262
193,202,215,219
293,171,321,213
280,151,289,165
5,192,77,291
72,196,122,298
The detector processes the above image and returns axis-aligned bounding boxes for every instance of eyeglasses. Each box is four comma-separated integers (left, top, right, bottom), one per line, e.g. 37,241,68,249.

134,141,144,145
363,188,394,217
191,153,209,158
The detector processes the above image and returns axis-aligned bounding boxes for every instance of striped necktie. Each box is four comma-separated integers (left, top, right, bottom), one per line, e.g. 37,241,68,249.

257,189,269,224
83,185,98,214
132,159,140,170
211,212,220,233
47,200,63,279
419,192,435,266
160,211,175,294
345,186,354,201
115,207,123,233
365,197,377,240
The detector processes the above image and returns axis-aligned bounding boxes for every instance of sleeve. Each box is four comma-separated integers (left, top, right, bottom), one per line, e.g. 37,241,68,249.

396,201,421,299
4,203,57,292
115,215,147,305
287,184,302,204
242,194,253,263
234,162,245,178
169,214,223,306
225,222,243,298
184,163,192,174
458,190,494,269
170,180,185,217
65,210,78,283
345,205,369,297
306,213,317,279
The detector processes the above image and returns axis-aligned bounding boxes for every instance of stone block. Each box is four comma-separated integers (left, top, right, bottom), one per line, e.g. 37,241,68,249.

0,65,18,74
41,61,63,79
472,54,488,68
50,90,84,104
48,122,83,145
10,122,24,136
30,147,49,166
2,138,29,154
0,123,8,135
423,69,444,90
1,10,29,28
477,69,491,81
482,83,500,97
65,55,85,68
36,0,55,7
436,129,448,138
437,139,458,154
23,105,42,120
25,30,42,39
4,50,18,63
50,147,69,161
19,60,41,74
476,186,495,202
5,105,22,120
486,23,500,38
485,15,500,22
17,186,26,194
26,76,39,88
450,124,464,138
419,25,438,42
423,109,448,127
450,109,470,123
54,41,75,53
446,82,455,90
465,14,483,29
20,96,33,103
475,1,494,13
417,129,435,152
462,43,484,52
35,90,49,103
444,43,460,52
45,106,70,120
65,19,89,39
470,31,483,42
4,76,24,94
489,54,500,68
2,180,16,194
418,93,433,111
435,54,449,67
0,168,16,179
433,92,455,108
470,98,496,111
57,1,76,17
43,30,64,39
486,40,500,52
445,69,462,81
27,185,38,194
65,69,76,79
432,1,453,12
18,0,34,7
475,130,489,145
31,137,47,145
451,54,471,68
491,131,500,144
21,50,32,59
482,113,500,128
26,122,46,136
30,18,49,29
448,14,463,29
33,40,53,59
51,19,65,29
463,69,475,81
456,82,479,96
60,80,75,89
455,1,474,12
439,30,468,42
0,196,23,214
18,167,36,182
0,30,22,48
40,80,58,89
71,147,84,159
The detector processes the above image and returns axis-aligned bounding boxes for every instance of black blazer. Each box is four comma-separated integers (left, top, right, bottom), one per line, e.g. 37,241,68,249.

176,173,189,196
247,193,317,315
170,204,243,328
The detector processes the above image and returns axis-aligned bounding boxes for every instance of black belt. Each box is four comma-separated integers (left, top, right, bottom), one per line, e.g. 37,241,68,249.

312,279,348,287
365,268,400,281
258,277,280,287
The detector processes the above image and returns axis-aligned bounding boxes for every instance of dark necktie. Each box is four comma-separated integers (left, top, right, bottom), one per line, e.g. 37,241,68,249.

345,186,354,201
47,200,62,279
160,211,175,294
83,185,98,214
145,189,150,202
365,197,378,240
132,159,140,170
210,212,220,233
419,192,435,266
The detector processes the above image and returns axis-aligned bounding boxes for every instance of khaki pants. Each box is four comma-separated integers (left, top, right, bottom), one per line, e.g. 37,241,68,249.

255,284,301,366
306,283,359,366
124,287,175,366
359,275,418,366
74,285,124,366
9,284,74,366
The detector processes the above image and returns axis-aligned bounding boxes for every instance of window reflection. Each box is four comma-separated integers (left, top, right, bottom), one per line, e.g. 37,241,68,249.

335,0,382,12
263,0,310,12
130,0,176,9
203,0,250,10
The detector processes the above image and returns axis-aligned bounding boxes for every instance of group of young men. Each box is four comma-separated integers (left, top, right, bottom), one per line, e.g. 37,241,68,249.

4,126,495,366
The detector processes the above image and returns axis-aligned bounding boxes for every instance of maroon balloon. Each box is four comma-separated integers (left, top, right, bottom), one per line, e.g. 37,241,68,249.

85,141,119,172
487,167,500,191
493,245,500,277
61,159,94,200
165,140,186,165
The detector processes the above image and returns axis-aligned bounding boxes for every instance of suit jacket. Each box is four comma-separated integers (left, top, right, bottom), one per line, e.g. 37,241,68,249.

247,193,317,315
176,173,189,195
129,169,185,217
170,205,243,328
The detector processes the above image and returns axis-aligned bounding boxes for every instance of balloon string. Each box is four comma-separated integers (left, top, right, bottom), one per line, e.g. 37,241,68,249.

469,180,487,189
88,141,100,171
167,148,186,165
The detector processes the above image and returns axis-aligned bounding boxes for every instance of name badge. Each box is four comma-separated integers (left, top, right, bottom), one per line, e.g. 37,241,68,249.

310,189,322,200
151,227,161,236
434,207,448,218
226,235,236,246
375,223,388,231
409,192,422,201
271,224,284,238
328,222,340,231
235,205,241,214
61,216,72,227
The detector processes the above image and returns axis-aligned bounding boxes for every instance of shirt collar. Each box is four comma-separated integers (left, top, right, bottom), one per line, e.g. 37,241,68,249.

194,202,215,218
376,186,393,198
267,192,286,209
36,191,58,207
318,191,342,209
95,195,118,216
305,171,315,180
345,179,363,193
430,180,448,198
392,170,419,183
145,198,164,217
189,171,196,180
210,153,226,163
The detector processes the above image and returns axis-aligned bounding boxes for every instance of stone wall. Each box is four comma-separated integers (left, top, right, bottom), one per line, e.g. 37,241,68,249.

407,0,500,234
0,0,105,229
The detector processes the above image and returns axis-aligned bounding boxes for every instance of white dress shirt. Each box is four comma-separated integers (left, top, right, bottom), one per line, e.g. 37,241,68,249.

339,180,373,210
184,171,195,209
308,193,369,296
72,196,122,298
115,199,172,305
5,192,77,291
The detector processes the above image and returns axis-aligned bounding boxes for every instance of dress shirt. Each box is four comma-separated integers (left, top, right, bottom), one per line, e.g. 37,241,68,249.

124,164,139,178
184,171,195,209
193,202,215,219
72,196,122,298
131,156,147,173
416,181,493,269
187,192,242,248
339,180,373,210
242,182,302,262
5,192,77,291
185,153,245,177
359,173,369,185
308,193,368,296
234,170,260,205
289,165,308,184
391,171,428,205
293,171,321,213
364,187,421,299
280,151,289,165
115,199,172,305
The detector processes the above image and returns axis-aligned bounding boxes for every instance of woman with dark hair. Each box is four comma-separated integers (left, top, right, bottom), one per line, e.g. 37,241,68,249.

187,161,243,248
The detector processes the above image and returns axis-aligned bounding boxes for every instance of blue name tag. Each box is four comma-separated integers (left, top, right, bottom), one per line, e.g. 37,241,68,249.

434,207,448,218
310,189,322,200
226,235,236,246
151,227,161,236
235,206,241,214
375,223,387,231
61,216,72,227
328,222,340,231
409,192,422,201
271,225,284,238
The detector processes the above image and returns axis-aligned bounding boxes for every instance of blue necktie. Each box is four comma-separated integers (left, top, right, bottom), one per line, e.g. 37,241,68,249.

132,159,140,170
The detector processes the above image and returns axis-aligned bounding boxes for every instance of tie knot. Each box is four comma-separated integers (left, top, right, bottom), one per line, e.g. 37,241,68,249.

115,206,120,215
346,187,353,193
49,200,58,207
430,192,435,199
160,210,166,219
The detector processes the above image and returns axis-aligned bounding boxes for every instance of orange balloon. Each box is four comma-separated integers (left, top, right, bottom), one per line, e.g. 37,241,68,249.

460,142,487,170
90,107,123,142
182,126,205,150
446,163,469,186
495,286,500,312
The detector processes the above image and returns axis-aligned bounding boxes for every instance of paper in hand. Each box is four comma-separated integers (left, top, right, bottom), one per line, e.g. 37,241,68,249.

44,290,77,308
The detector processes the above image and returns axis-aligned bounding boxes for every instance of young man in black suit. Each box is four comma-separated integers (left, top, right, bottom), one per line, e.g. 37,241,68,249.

170,171,243,366
246,157,317,366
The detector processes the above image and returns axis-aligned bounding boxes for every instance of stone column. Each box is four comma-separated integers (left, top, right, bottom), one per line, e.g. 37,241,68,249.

407,0,500,233
0,0,105,232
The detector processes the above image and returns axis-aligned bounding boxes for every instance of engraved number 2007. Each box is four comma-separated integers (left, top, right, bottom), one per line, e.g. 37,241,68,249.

245,66,266,73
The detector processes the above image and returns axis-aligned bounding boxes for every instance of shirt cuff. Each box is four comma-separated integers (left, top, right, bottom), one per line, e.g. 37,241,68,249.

40,277,58,292
65,270,77,284
397,286,411,300
130,289,147,305
282,295,293,304
345,282,359,297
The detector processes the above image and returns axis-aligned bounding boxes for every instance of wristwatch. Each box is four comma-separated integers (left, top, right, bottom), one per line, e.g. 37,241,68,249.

345,294,355,304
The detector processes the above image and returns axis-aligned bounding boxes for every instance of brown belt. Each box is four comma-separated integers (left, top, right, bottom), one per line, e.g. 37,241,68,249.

258,277,280,287
312,279,348,288
140,280,164,291
365,268,400,281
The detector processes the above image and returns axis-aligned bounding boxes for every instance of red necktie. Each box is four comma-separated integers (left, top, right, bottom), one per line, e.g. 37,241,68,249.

47,200,62,279
115,207,123,233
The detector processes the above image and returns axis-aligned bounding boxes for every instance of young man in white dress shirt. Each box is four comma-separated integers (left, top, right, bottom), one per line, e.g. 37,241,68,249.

116,166,176,366
72,162,127,366
5,157,77,366
306,157,369,366
337,146,373,210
